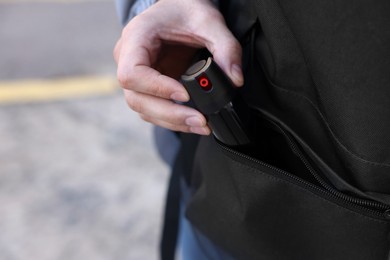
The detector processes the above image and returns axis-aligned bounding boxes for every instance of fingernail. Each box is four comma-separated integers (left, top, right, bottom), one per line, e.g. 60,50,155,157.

185,116,205,127
171,92,189,102
190,126,211,136
231,64,244,86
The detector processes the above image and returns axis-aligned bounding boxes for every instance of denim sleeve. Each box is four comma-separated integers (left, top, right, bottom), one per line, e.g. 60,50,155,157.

115,0,219,26
115,0,156,26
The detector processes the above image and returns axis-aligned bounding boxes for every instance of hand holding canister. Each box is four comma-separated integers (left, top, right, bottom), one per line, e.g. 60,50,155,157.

181,57,252,146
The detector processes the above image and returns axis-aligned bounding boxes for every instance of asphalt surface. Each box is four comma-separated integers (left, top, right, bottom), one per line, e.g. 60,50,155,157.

0,1,170,259
0,0,119,79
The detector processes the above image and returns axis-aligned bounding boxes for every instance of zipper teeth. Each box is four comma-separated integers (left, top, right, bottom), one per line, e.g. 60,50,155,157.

270,121,390,211
217,141,389,217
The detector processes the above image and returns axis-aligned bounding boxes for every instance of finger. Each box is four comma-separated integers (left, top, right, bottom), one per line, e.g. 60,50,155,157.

140,114,211,136
119,63,190,102
123,89,207,127
117,25,190,102
190,9,244,87
113,38,122,64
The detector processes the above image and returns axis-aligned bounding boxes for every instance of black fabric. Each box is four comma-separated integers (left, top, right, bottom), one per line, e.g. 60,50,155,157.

187,135,390,260
184,0,390,259
250,0,390,195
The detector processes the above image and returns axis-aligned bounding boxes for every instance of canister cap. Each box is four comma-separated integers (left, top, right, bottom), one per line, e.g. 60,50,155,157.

182,58,213,80
185,60,207,76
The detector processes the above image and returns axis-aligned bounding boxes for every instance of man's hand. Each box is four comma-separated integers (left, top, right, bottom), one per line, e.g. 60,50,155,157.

113,0,243,135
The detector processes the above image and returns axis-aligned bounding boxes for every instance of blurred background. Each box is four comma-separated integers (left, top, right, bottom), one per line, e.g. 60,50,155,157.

0,0,169,259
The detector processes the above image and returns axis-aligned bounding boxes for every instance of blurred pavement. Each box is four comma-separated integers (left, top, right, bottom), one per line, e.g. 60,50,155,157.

0,1,170,259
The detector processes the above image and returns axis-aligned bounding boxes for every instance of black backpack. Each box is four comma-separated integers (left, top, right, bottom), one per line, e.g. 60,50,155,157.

162,0,390,259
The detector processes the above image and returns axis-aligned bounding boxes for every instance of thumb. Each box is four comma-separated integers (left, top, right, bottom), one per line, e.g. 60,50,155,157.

194,13,243,86
212,39,244,87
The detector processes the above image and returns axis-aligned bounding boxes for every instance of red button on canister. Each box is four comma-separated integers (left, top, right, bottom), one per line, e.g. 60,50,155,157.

197,74,213,91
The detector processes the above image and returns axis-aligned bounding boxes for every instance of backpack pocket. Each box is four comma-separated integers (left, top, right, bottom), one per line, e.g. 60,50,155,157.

186,109,390,260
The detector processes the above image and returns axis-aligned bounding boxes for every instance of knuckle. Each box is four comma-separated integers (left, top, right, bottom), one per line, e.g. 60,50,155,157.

171,109,187,125
140,114,152,123
149,75,170,98
117,69,135,89
126,93,144,114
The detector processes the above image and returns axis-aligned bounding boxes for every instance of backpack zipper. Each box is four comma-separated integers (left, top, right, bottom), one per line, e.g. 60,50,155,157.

214,119,390,220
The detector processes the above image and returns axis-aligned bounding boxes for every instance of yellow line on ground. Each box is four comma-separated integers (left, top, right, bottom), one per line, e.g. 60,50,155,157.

0,76,119,104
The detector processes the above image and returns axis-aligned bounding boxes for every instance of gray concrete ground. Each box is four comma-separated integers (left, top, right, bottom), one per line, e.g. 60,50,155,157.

0,0,119,79
0,1,170,259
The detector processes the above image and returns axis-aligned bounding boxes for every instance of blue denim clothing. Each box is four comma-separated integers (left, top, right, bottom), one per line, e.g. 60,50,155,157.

115,0,155,25
115,0,219,26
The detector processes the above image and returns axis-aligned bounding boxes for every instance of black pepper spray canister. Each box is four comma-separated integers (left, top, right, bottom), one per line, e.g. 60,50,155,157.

181,57,252,146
